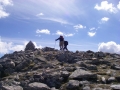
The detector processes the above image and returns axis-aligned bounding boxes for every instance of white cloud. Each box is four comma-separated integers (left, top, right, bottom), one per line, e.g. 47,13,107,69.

35,35,41,37
40,17,72,25
35,0,84,16
55,30,74,37
0,0,13,18
0,0,13,6
88,32,96,37
0,41,12,54
98,41,120,54
90,27,95,31
94,1,117,13
0,41,25,54
99,17,109,24
36,29,50,34
56,30,64,36
9,45,25,51
117,1,120,9
64,33,74,37
101,17,109,22
0,6,9,18
33,42,42,49
0,40,42,54
36,13,44,16
74,24,86,30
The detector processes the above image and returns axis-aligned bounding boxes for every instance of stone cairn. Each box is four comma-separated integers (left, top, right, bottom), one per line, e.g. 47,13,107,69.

24,41,35,51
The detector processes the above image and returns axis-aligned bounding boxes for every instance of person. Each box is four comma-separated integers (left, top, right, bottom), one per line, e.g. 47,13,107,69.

63,41,68,51
55,35,64,50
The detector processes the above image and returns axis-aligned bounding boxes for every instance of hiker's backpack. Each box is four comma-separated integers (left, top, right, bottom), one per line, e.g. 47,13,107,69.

64,41,68,45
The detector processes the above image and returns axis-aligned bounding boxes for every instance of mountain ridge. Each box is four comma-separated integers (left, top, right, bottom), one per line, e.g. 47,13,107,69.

0,41,120,90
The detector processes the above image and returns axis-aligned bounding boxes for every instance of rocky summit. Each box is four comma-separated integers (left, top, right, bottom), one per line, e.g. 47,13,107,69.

0,41,120,90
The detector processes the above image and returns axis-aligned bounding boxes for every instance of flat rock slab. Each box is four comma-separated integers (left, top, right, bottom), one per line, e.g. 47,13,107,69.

24,82,50,90
2,86,23,90
111,85,120,90
69,69,97,80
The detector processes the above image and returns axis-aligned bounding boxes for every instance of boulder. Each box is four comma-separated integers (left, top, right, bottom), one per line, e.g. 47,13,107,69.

60,71,70,78
42,47,55,51
79,80,90,86
95,52,105,58
51,87,59,90
107,77,116,84
83,86,90,90
0,64,3,70
16,59,32,71
69,69,97,81
92,88,103,90
57,53,76,63
4,60,15,68
66,80,79,90
1,85,23,90
78,62,97,70
111,64,120,70
111,85,120,90
24,82,50,90
45,72,63,88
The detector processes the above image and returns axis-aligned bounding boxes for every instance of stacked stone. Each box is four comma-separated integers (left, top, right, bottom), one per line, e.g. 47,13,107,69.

25,41,35,51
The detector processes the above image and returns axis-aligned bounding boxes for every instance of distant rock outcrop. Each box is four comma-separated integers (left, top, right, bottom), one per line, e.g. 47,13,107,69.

0,44,120,90
25,41,35,51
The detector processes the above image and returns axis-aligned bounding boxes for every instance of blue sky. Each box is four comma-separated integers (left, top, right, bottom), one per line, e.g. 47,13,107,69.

0,0,120,57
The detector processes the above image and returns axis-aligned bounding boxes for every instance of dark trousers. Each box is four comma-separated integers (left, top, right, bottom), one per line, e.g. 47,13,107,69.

63,45,68,51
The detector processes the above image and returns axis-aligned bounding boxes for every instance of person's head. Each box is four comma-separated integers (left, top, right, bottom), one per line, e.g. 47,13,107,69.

60,35,63,38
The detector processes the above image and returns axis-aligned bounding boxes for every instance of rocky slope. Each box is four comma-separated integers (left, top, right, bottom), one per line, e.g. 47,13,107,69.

0,41,120,90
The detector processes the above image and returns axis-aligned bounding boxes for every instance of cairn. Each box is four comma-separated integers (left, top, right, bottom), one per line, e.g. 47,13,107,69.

25,41,35,51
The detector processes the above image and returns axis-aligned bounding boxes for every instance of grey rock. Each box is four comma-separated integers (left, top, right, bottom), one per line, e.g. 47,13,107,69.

35,56,47,63
112,54,120,59
4,60,15,68
101,65,107,69
42,47,55,51
66,80,79,90
51,87,59,90
16,59,32,71
57,53,76,63
0,64,3,70
60,71,70,78
1,85,23,90
65,66,75,72
83,86,90,90
92,88,103,90
107,77,116,83
4,68,15,75
20,81,29,87
101,77,106,84
24,82,50,90
111,64,120,70
116,76,120,82
95,52,105,58
79,81,90,86
69,69,97,81
111,84,120,90
45,72,62,88
86,65,97,70
79,62,97,70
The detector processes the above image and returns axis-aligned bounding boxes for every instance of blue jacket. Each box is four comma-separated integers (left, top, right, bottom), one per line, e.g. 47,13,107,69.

56,37,64,41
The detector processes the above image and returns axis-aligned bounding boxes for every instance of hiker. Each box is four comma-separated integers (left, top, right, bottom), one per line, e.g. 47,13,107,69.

63,41,68,51
55,35,64,50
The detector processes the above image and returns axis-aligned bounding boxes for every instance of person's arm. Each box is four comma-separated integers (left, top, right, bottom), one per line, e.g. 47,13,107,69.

55,38,60,41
